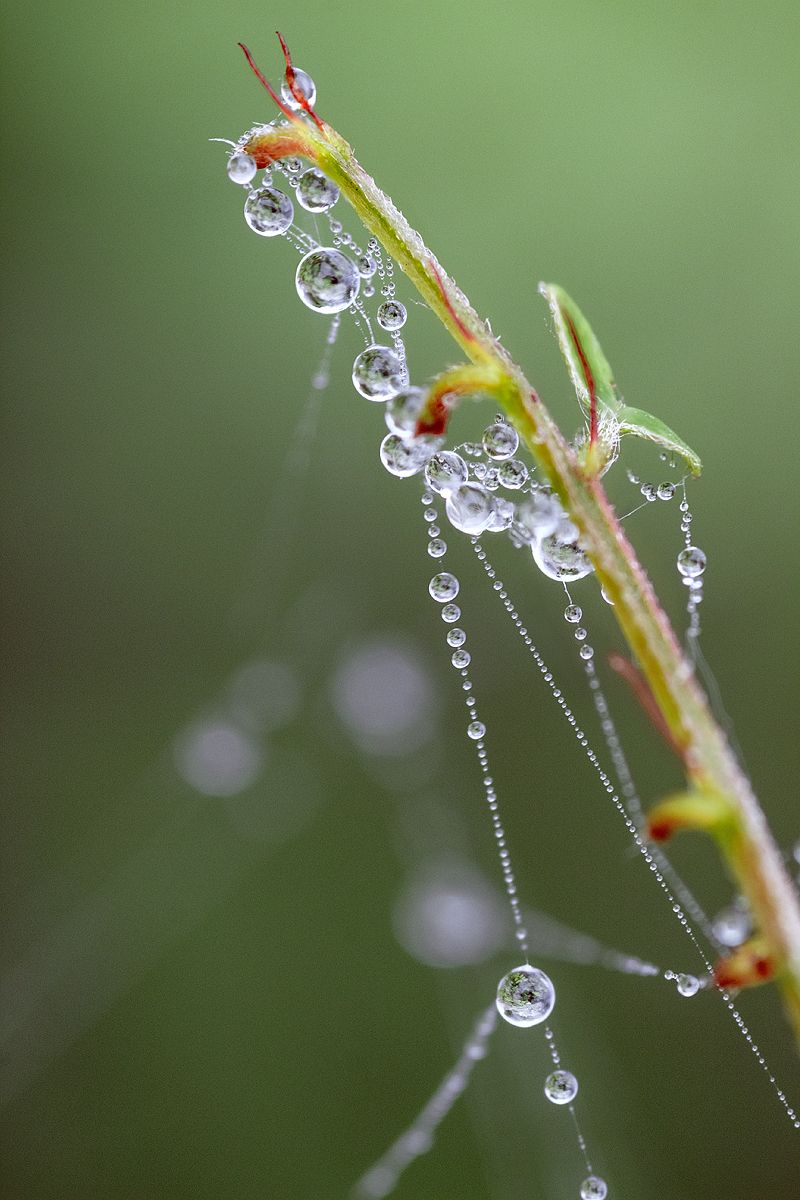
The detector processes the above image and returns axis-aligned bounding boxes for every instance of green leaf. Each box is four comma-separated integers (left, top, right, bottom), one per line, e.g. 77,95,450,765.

618,406,702,476
538,283,620,419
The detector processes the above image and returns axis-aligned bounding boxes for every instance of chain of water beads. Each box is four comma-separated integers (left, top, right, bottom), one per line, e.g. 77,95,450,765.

473,544,800,1128
423,495,608,1198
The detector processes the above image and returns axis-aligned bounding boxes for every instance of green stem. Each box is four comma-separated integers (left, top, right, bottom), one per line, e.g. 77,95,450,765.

249,118,800,1047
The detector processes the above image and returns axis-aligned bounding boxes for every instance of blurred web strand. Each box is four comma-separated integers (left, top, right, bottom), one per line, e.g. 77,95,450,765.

226,312,341,636
473,541,800,1129
353,1004,498,1199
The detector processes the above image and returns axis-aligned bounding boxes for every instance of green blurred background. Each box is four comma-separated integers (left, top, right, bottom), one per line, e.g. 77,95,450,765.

2,1,799,1196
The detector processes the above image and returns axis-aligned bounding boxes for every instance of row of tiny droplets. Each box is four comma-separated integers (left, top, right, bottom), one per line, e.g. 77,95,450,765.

422,493,608,1200
471,540,800,1128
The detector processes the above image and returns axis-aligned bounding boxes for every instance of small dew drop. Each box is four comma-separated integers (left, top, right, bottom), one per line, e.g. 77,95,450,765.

441,603,461,624
451,649,471,669
428,538,447,559
377,300,407,330
675,973,700,997
227,151,257,185
447,628,466,648
580,1176,608,1200
429,572,460,603
296,167,340,213
544,1069,578,1105
482,421,519,461
677,546,706,578
467,720,486,740
564,605,582,624
425,452,469,497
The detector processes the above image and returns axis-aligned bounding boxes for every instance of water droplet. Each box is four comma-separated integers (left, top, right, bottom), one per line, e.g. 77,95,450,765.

296,167,339,212
712,905,751,947
675,972,700,997
579,644,594,660
467,720,486,740
425,451,469,496
296,248,360,313
445,483,495,535
486,497,515,532
428,538,447,558
377,300,407,330
580,1176,608,1200
544,1069,578,1105
379,434,428,478
514,493,562,543
280,67,317,111
677,546,706,578
429,572,460,603
533,527,594,582
352,345,402,400
564,605,582,624
641,483,657,502
447,628,466,648
497,458,529,490
441,603,461,623
358,254,377,278
385,387,425,436
227,151,257,185
451,649,471,669
574,626,588,641
496,965,555,1027
482,421,519,461
657,482,675,500
244,186,294,236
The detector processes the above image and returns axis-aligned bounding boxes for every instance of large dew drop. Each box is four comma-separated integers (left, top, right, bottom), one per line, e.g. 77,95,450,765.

445,483,495,535
244,187,294,237
580,1176,608,1200
379,434,428,478
353,345,402,401
296,167,340,213
532,523,594,582
483,420,519,461
425,452,469,496
296,248,360,313
377,300,407,331
544,1069,578,1105
280,68,317,111
385,387,425,436
495,964,555,1027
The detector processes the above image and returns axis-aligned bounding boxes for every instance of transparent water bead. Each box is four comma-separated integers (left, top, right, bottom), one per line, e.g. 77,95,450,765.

296,247,360,313
657,481,676,500
514,493,562,543
564,605,582,624
677,545,706,578
483,421,519,461
244,186,294,236
358,254,377,278
429,572,460,603
280,67,317,111
467,720,486,740
428,539,447,558
712,904,751,947
495,964,555,1027
451,649,471,669
544,1069,578,1105
533,527,594,582
441,603,461,623
227,151,257,185
675,972,700,997
446,628,466,648
498,458,529,489
486,497,515,533
353,345,402,400
380,434,428,478
296,167,340,212
386,387,425,436
425,452,469,496
445,483,495,535
377,300,407,331
580,1176,608,1200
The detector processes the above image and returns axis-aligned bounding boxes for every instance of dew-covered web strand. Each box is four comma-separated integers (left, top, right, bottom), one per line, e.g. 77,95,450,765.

473,541,800,1129
423,498,607,1193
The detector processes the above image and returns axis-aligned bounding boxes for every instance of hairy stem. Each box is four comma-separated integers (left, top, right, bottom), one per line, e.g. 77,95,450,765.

245,109,800,1045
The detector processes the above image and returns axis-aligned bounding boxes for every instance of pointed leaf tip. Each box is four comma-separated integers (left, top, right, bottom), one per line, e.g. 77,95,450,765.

618,406,702,476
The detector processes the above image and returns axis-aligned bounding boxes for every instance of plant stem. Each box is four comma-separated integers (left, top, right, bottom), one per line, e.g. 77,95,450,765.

250,117,800,1046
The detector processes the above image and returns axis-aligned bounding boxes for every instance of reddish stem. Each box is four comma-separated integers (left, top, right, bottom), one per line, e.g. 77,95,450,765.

608,651,685,761
238,42,297,121
429,260,477,346
276,31,325,132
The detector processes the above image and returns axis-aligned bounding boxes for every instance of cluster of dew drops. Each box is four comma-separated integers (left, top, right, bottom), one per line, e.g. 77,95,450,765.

218,68,732,1200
